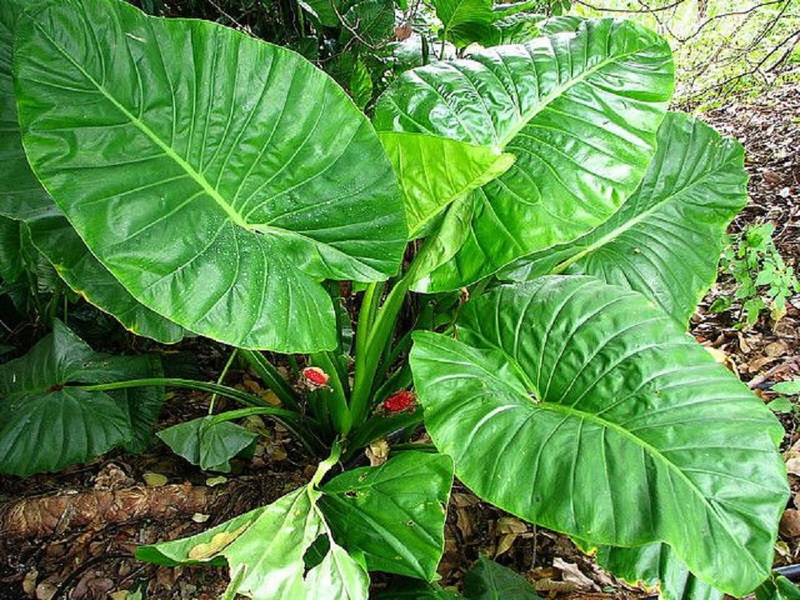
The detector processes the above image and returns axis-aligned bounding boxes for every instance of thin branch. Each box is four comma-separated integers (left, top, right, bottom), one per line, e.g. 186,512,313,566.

572,0,688,13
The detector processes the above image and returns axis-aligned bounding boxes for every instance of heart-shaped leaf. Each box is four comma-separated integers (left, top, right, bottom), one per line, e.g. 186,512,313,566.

379,133,514,239
0,320,164,475
15,0,407,352
374,18,673,291
319,451,454,580
138,484,369,599
410,277,787,595
502,113,747,327
158,415,258,473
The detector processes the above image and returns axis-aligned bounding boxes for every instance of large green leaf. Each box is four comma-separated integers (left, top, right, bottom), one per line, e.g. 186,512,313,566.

138,484,370,599
502,113,747,327
374,18,673,292
319,451,453,581
594,543,723,600
0,320,164,475
14,0,406,353
0,1,185,343
379,133,514,239
410,277,787,595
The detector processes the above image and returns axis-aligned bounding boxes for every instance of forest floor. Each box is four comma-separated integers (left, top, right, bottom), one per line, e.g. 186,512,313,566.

0,83,798,600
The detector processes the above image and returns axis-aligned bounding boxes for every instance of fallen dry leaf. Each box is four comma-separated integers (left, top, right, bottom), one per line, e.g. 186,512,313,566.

494,516,527,557
780,509,800,538
366,439,390,467
553,557,598,591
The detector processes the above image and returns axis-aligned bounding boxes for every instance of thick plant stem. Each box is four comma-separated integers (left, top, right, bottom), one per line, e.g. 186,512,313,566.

311,439,342,488
350,274,412,427
74,378,324,455
239,349,301,411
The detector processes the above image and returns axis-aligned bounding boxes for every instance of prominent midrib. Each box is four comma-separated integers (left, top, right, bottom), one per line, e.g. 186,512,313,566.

36,25,250,230
549,163,730,275
497,41,661,149
470,333,765,572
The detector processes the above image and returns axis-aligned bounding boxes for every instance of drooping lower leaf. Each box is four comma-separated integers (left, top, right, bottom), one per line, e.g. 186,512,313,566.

463,556,541,599
379,133,514,239
319,451,454,580
158,415,258,473
14,0,406,353
594,543,723,600
375,18,673,291
410,277,787,595
137,484,370,599
0,320,164,475
502,113,747,328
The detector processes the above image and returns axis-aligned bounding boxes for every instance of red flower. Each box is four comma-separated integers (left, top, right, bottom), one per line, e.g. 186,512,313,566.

302,366,329,387
383,390,415,412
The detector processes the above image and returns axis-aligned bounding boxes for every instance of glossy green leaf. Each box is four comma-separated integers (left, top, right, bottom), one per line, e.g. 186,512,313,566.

756,573,800,600
374,18,673,292
0,1,185,343
0,320,164,475
15,0,406,353
319,451,454,580
379,133,514,239
502,113,747,328
157,415,258,473
594,543,723,600
137,484,370,599
463,556,541,599
410,277,787,595
433,0,495,47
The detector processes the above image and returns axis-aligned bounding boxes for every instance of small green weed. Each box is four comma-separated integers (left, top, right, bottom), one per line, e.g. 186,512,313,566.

711,223,800,326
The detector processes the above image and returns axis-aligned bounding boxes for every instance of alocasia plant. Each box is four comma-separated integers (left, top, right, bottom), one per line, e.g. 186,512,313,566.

0,0,789,597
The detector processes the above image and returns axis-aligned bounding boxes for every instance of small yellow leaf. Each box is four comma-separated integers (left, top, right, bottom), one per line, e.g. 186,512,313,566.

187,524,249,561
143,472,168,486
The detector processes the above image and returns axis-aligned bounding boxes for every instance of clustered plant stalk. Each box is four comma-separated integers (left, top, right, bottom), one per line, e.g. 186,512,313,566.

0,0,794,598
